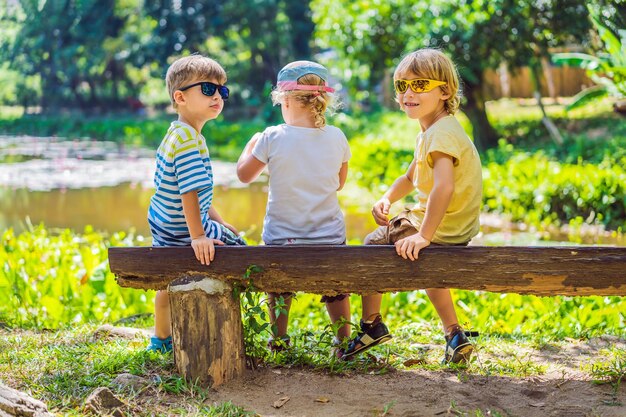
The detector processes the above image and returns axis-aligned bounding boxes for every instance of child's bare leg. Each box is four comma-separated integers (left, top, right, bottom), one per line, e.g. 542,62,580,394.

425,288,461,334
325,296,351,340
362,293,383,321
268,293,293,337
154,290,171,339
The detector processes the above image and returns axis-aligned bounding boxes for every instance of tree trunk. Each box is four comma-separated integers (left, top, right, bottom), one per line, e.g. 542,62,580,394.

463,80,500,151
168,275,245,387
530,61,563,145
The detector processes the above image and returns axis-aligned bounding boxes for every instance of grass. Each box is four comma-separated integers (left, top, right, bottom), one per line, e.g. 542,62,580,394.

1,315,621,416
0,326,584,416
588,347,626,405
0,326,256,416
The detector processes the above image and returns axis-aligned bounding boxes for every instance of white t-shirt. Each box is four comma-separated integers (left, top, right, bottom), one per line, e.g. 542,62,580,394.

251,124,351,245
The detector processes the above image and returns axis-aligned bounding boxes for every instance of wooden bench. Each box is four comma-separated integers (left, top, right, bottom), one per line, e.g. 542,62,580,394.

108,245,626,387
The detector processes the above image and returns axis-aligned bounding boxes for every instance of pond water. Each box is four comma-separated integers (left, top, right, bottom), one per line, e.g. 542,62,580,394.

1,136,622,246
0,182,379,243
0,136,377,242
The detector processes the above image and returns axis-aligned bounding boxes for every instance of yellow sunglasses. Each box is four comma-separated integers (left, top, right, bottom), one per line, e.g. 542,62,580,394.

394,79,447,94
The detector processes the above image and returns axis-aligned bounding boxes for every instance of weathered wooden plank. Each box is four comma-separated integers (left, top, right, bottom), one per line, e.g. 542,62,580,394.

108,246,626,296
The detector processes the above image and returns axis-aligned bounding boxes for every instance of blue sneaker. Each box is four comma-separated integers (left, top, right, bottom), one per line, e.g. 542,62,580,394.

147,335,172,353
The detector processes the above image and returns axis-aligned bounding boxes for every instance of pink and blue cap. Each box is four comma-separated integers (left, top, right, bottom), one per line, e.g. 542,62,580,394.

276,61,335,93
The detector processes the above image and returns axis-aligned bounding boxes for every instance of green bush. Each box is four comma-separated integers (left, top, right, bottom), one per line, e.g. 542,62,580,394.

483,146,626,230
0,225,150,328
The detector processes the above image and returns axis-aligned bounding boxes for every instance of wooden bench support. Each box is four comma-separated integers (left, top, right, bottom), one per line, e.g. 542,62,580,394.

169,275,245,387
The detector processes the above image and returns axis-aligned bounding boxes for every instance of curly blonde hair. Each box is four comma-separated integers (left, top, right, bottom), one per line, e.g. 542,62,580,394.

166,55,227,110
271,63,334,128
394,49,461,115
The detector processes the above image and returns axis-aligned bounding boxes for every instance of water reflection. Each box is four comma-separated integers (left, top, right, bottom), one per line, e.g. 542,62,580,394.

0,183,379,243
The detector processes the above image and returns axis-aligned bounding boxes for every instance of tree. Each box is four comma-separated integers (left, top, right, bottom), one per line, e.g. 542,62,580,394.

553,4,626,112
0,0,317,115
312,0,418,108
312,0,593,150
1,0,132,112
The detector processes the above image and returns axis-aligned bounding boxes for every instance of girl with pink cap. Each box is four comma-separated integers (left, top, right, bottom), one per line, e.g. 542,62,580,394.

237,60,352,355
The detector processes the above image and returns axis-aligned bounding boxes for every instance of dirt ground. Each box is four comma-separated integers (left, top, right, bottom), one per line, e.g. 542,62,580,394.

3,329,624,416
209,368,623,417
202,337,626,417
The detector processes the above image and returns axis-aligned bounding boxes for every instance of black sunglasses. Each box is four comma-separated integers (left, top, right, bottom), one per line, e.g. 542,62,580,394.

179,81,229,100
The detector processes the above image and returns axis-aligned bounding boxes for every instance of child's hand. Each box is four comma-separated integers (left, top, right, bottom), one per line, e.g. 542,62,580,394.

191,236,225,265
371,198,391,226
395,233,431,261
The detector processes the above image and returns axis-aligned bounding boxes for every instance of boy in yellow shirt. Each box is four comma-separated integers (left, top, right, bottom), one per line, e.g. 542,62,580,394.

342,49,482,364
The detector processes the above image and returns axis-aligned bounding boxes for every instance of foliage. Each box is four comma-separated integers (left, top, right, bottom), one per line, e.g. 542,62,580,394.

552,6,626,110
0,63,40,108
312,0,596,149
0,0,315,115
234,265,271,364
2,101,624,232
482,144,626,231
1,0,135,111
0,225,150,329
4,217,623,338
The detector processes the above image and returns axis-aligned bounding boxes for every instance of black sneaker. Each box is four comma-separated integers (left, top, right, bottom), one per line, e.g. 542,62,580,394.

443,330,476,364
341,315,392,359
267,335,291,352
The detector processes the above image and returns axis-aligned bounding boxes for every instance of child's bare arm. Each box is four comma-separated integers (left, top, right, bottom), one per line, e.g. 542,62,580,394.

182,191,224,265
395,152,454,260
208,206,239,234
372,159,417,225
419,152,454,241
237,133,267,183
337,162,348,191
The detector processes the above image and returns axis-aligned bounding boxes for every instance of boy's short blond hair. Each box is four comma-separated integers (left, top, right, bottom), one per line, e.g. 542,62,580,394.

166,55,227,109
394,49,461,114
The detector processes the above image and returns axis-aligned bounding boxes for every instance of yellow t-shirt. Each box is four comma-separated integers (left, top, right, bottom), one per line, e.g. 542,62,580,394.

407,115,482,244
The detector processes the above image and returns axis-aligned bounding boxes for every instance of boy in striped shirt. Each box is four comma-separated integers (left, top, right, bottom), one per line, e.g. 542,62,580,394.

147,55,245,353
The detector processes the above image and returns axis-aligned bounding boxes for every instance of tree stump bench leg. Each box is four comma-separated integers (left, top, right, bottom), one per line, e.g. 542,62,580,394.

168,276,245,387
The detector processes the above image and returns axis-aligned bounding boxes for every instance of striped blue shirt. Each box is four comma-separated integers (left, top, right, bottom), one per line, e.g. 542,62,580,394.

148,121,222,246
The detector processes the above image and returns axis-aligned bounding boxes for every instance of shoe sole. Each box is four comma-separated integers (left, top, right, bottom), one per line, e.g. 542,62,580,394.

341,334,393,359
449,343,473,364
